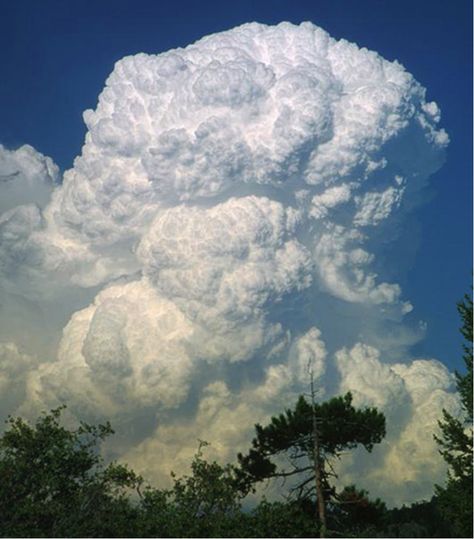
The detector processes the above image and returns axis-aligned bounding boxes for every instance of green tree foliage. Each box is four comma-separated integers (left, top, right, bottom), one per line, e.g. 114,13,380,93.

239,499,319,538
0,406,142,537
237,392,385,536
331,485,387,537
434,293,473,537
382,498,453,538
138,441,245,537
237,393,385,494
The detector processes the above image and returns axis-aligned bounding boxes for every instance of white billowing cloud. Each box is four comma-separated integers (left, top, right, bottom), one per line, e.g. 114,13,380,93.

0,146,85,357
20,279,196,423
0,21,456,505
313,224,412,311
335,344,461,505
385,360,461,498
310,184,352,219
138,196,311,322
289,327,327,385
30,20,447,293
354,183,405,227
0,145,58,215
122,331,328,486
335,343,409,419
0,144,58,303
0,342,36,416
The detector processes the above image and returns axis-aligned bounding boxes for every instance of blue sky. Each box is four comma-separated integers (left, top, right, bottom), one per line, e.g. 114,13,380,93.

0,0,471,371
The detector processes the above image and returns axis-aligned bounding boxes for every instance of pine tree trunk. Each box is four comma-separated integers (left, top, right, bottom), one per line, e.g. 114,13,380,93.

311,374,327,538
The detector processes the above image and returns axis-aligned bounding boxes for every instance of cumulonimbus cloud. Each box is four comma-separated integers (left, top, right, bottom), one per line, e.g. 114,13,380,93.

0,21,457,506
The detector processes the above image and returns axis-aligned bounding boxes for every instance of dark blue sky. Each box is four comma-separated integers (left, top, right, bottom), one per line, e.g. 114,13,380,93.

0,0,471,370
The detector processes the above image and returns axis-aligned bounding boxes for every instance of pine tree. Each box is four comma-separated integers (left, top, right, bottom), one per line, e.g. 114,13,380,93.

434,293,473,537
236,392,385,537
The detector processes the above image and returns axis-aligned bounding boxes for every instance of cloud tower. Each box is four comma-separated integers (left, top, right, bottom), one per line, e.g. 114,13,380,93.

0,22,458,505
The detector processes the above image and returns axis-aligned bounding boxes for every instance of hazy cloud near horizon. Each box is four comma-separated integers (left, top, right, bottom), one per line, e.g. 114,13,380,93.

0,21,459,506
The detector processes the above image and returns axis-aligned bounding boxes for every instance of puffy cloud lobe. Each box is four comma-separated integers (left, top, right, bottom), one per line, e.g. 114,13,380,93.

335,343,409,418
310,184,352,219
313,224,412,310
354,183,405,227
122,329,328,486
0,205,44,283
289,327,327,385
335,344,460,505
0,22,456,505
0,342,35,416
0,145,61,304
138,196,311,319
21,279,195,420
35,21,446,292
0,145,58,215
